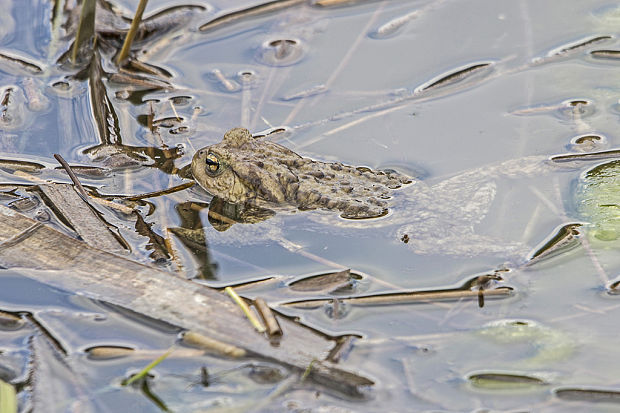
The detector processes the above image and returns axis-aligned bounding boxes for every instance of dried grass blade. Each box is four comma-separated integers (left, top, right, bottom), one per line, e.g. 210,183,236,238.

116,0,149,66
122,346,175,386
225,287,266,333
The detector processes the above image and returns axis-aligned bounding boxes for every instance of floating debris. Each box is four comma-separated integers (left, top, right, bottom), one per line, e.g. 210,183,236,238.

133,212,171,263
125,59,172,78
51,80,72,93
558,99,596,120
170,95,192,106
417,62,493,92
313,0,372,6
7,197,38,213
284,286,512,308
108,72,172,90
225,286,266,333
607,279,620,292
0,159,45,172
0,310,23,330
288,269,359,293
555,387,620,403
122,346,175,386
468,372,547,389
568,134,607,152
182,331,246,358
0,206,370,393
282,84,327,101
527,223,583,264
248,364,287,384
210,69,240,92
140,5,207,40
254,298,282,337
199,0,304,32
253,127,288,139
590,49,620,59
324,298,348,319
551,149,620,163
22,77,49,111
327,335,356,363
53,165,109,178
258,38,304,66
0,87,25,129
547,35,613,57
506,99,595,118
0,52,43,74
86,346,135,360
125,182,195,201
369,10,420,39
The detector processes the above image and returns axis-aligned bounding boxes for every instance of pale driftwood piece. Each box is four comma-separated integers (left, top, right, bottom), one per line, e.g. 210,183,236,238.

0,205,370,394
36,183,124,253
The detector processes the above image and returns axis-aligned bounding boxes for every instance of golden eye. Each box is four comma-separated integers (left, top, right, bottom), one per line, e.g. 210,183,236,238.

205,152,220,173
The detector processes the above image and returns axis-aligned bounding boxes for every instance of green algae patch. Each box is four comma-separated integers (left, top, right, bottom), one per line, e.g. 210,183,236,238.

478,319,574,365
468,372,547,390
576,160,620,241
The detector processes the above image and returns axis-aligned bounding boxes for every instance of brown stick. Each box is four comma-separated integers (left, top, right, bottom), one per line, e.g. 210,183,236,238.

125,181,194,201
254,298,282,337
53,154,89,199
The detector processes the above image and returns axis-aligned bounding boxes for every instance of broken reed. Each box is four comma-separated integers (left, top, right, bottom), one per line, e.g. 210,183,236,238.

116,0,149,66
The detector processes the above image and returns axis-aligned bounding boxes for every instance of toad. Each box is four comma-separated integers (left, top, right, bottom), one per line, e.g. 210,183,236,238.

191,128,412,219
191,128,581,258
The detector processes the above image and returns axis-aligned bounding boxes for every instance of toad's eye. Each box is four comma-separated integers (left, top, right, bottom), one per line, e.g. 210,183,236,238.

205,152,220,173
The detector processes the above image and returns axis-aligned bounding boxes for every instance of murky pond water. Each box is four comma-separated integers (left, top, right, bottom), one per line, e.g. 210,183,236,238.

3,0,620,411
